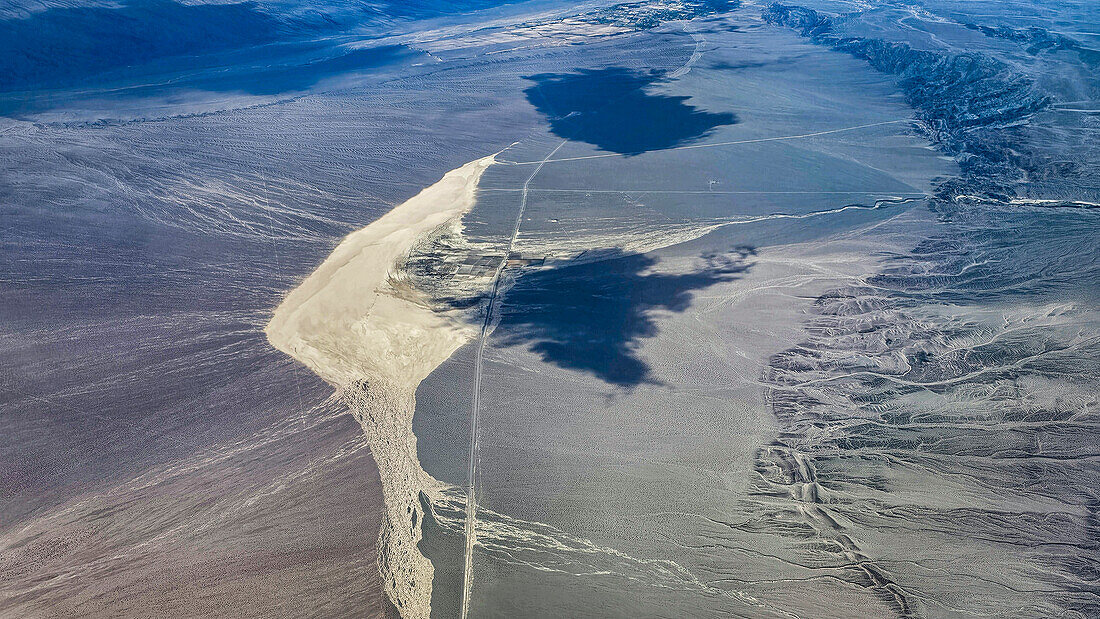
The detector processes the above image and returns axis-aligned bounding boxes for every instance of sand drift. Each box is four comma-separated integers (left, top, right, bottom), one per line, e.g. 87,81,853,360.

265,155,495,618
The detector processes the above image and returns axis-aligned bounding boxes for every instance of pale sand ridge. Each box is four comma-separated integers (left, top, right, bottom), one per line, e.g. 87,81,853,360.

265,154,496,619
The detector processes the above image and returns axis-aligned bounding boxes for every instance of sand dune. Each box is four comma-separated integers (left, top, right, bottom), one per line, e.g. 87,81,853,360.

266,154,495,388
265,154,496,618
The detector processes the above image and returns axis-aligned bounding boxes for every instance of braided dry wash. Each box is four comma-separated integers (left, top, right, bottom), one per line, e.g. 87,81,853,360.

265,155,495,618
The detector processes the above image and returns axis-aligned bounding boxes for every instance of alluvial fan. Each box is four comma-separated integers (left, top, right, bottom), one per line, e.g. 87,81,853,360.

755,204,1100,616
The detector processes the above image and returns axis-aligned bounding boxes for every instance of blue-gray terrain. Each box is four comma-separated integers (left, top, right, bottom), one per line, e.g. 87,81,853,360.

1,0,1097,617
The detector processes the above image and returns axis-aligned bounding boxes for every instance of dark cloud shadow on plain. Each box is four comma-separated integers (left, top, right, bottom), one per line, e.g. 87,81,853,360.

494,247,756,387
0,1,287,91
523,67,737,155
168,45,411,96
0,0,414,112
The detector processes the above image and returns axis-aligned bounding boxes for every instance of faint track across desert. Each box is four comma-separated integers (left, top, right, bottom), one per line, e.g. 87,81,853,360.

460,139,567,619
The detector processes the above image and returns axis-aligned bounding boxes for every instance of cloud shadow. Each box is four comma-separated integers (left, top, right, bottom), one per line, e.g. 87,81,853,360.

0,1,286,91
0,0,412,112
494,247,756,387
523,67,737,155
